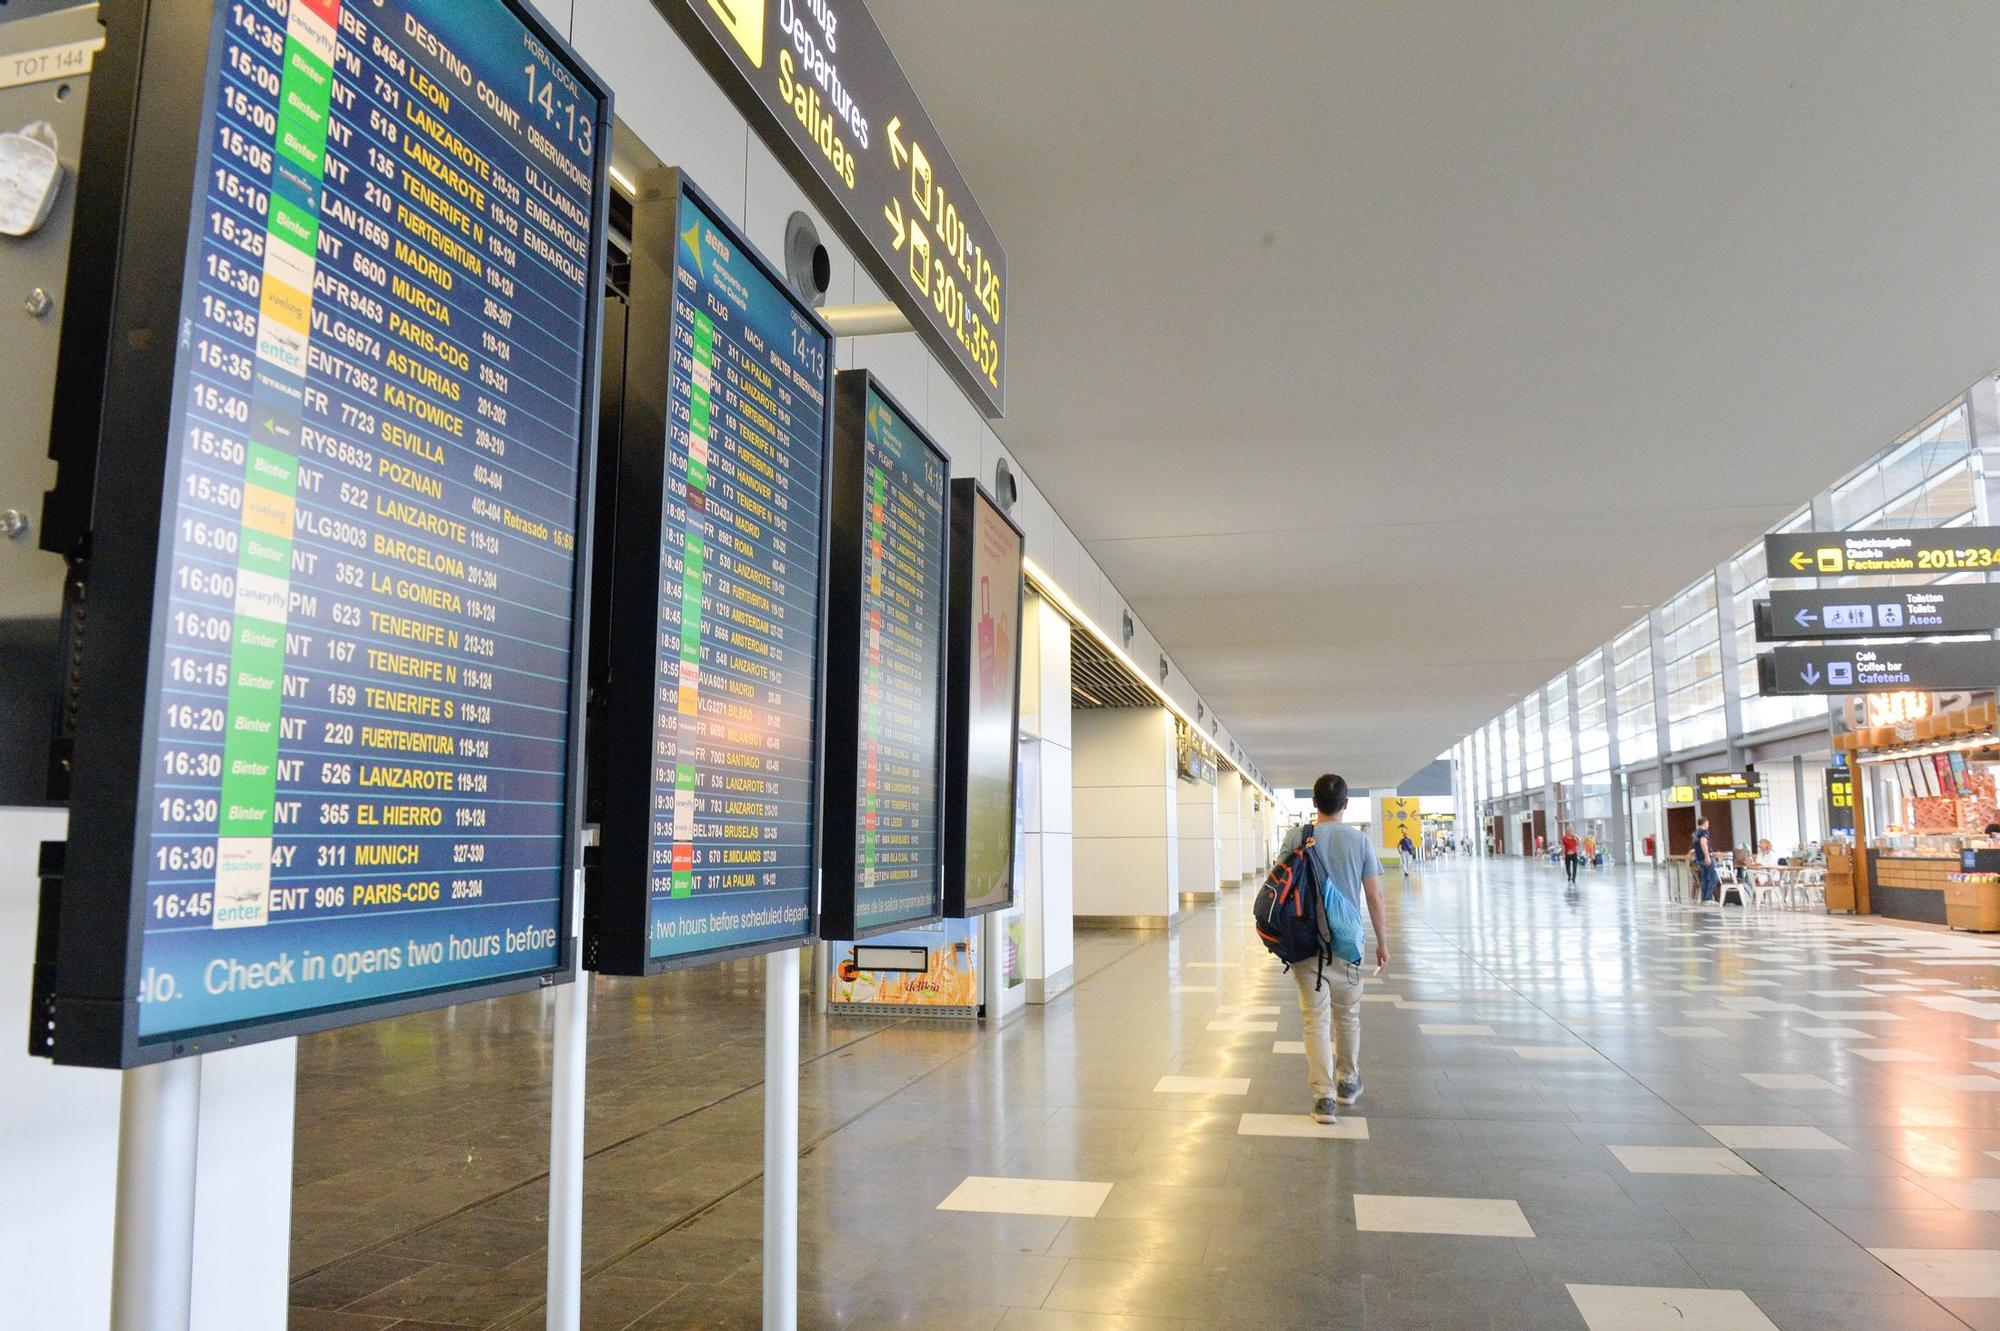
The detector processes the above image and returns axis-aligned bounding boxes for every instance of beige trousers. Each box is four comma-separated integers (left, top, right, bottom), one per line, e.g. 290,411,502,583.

1291,958,1364,1098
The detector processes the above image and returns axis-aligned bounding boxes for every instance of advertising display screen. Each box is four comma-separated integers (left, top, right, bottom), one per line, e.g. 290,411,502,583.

592,172,834,973
33,0,610,1065
820,374,949,939
943,480,1024,917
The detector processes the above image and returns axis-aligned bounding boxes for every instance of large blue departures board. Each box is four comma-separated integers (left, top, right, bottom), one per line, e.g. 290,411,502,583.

32,0,610,1065
591,173,834,975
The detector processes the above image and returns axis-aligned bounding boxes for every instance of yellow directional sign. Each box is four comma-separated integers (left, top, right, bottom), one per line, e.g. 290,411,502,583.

1766,527,2000,576
661,0,1008,416
705,0,764,66
1379,796,1421,850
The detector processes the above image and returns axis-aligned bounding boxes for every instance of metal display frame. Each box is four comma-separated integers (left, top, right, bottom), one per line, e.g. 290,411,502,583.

588,168,836,976
941,478,1025,917
28,0,614,1069
819,371,951,941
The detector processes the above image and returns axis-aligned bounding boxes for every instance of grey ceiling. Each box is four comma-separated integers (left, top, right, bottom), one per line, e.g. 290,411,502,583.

871,0,2000,788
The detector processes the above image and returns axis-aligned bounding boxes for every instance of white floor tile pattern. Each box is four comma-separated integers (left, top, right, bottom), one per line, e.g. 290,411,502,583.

937,1177,1114,1219
1353,1194,1534,1237
1567,1284,1779,1330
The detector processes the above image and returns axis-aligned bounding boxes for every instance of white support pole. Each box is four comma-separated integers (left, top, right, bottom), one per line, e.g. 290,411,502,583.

545,974,589,1330
763,947,800,1331
111,1055,202,1331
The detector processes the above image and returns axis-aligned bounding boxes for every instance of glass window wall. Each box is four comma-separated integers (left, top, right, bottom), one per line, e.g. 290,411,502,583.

1612,620,1657,766
1576,654,1610,778
1546,677,1572,784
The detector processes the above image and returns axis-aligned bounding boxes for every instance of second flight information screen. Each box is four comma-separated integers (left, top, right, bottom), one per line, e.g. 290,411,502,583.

850,385,948,933
646,188,831,964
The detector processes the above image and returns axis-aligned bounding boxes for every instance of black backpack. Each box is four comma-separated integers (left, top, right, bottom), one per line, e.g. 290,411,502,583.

1254,831,1334,987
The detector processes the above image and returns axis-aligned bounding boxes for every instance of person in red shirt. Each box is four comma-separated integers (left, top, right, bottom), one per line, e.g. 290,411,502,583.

1560,829,1581,885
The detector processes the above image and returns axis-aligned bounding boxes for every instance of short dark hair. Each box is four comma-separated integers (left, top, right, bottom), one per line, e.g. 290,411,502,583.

1697,816,1709,827
1312,773,1349,815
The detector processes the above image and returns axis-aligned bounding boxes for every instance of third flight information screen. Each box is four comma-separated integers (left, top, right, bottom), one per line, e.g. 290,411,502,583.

643,186,831,965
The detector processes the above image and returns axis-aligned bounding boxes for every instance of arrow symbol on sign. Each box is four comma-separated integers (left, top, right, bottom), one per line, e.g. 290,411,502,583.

1801,664,1822,685
887,115,908,168
1795,608,1818,627
1789,551,1813,571
884,198,905,251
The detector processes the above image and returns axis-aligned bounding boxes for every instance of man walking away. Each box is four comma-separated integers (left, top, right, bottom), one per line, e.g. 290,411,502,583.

1278,774,1390,1125
1397,831,1418,877
1560,827,1581,885
1692,816,1719,904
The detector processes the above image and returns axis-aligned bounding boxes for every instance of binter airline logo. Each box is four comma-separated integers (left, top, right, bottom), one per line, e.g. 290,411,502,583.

707,0,764,67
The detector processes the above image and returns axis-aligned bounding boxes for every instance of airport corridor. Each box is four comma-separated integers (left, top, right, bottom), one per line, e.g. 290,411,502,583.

289,858,2000,1330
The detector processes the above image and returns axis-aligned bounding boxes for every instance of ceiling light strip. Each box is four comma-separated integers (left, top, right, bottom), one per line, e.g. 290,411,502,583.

1022,555,1274,798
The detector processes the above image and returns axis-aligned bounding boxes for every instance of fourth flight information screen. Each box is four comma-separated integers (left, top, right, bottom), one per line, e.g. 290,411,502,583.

644,188,832,964
135,0,604,1041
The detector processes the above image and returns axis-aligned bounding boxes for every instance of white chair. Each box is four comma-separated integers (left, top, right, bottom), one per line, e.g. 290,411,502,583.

1746,867,1785,908
1714,856,1747,906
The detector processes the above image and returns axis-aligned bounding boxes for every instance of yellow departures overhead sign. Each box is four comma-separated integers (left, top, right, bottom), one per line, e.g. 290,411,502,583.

665,0,1007,417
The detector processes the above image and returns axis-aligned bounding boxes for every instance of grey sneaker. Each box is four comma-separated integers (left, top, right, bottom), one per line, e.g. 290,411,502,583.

1335,1078,1363,1106
1311,1097,1339,1125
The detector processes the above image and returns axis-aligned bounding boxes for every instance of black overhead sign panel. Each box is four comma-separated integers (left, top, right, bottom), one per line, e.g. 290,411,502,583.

658,0,1008,417
1758,642,2000,696
652,0,1000,415
1696,772,1763,801
1766,526,2000,576
1756,585,2000,641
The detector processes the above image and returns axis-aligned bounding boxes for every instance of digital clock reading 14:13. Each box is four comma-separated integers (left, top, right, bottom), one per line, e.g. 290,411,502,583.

524,55,594,155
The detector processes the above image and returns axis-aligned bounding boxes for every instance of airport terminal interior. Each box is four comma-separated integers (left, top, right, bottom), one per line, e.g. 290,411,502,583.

17,2,2000,1329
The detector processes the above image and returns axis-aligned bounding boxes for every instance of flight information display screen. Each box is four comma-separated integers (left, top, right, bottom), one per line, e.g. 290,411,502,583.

131,0,605,1042
820,376,948,939
608,182,832,969
945,481,1024,916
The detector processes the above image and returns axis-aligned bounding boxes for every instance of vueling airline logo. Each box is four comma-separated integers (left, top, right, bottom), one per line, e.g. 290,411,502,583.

707,0,764,67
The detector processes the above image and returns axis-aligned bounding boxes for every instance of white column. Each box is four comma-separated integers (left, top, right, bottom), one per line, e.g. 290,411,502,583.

1017,593,1074,1003
1072,707,1179,923
1216,770,1244,888
1175,774,1221,902
1237,780,1255,882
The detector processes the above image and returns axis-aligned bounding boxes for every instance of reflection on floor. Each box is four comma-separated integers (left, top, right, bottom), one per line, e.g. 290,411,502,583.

290,856,2000,1329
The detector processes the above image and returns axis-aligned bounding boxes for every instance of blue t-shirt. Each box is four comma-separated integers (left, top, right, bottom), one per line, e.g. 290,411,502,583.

1281,820,1381,922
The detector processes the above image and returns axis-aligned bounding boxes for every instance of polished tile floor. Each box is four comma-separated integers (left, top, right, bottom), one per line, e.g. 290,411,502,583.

290,856,2000,1328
